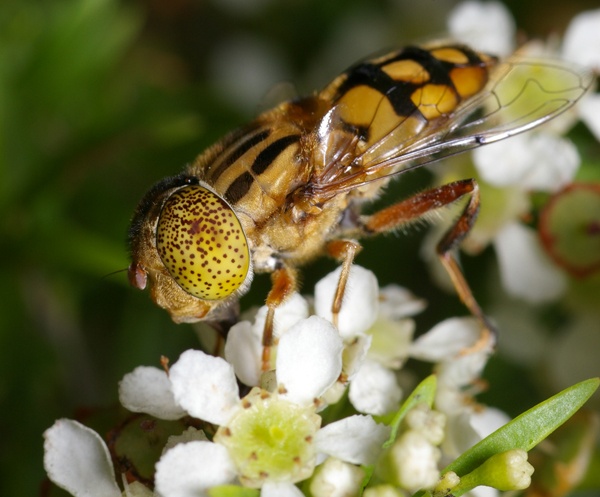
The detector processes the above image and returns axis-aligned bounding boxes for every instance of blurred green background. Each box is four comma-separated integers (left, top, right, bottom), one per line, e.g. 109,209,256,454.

1,0,598,495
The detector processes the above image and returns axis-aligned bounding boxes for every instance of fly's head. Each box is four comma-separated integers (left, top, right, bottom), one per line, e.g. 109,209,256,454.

128,175,252,323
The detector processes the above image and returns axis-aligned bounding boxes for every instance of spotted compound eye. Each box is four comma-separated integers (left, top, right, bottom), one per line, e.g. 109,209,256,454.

156,185,250,301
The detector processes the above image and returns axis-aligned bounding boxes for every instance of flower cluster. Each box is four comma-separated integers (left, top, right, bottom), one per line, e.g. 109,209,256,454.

44,263,525,497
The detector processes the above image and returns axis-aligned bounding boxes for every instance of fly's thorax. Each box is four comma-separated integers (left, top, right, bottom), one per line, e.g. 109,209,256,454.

188,107,319,227
182,100,331,260
261,192,352,269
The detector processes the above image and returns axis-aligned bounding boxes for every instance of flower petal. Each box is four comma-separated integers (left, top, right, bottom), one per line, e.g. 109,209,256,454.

494,222,567,303
169,350,240,425
315,415,390,465
277,316,343,405
368,316,414,370
163,427,208,453
409,317,482,361
378,284,426,319
517,135,579,192
261,481,305,497
436,347,492,391
434,327,494,389
314,265,379,339
562,8,600,71
43,419,121,497
578,92,600,142
342,333,372,380
119,366,187,420
224,321,262,387
310,457,365,497
349,360,402,415
448,0,516,56
405,404,446,446
473,133,579,192
155,441,237,497
252,292,310,340
389,431,440,492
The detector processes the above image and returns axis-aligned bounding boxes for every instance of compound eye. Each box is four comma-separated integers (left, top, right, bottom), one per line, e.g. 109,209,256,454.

156,185,250,301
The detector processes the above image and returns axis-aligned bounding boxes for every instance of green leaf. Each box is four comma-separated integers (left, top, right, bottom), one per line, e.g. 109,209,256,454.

207,485,260,497
444,377,600,477
383,375,437,448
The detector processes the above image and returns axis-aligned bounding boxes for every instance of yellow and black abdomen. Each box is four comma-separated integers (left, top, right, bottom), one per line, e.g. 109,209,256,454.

320,44,496,166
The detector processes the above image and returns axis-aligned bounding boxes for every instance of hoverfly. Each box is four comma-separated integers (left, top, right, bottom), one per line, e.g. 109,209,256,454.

128,42,592,355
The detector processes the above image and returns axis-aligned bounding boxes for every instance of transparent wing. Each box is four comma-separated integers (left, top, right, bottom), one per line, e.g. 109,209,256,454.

309,57,594,197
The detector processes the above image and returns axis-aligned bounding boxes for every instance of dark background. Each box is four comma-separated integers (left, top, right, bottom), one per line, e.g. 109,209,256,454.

1,0,598,495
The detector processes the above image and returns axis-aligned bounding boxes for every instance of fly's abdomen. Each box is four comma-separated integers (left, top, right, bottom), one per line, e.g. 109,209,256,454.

320,44,496,164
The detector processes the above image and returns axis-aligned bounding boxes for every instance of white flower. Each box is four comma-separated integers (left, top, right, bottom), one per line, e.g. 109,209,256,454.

316,269,423,415
314,415,389,466
377,284,427,320
363,485,405,497
121,318,389,495
562,9,600,71
43,419,154,497
119,366,187,420
223,292,324,387
493,222,567,303
218,266,418,417
314,265,379,339
404,403,446,446
44,419,121,497
340,282,422,415
410,317,495,415
577,92,600,142
387,431,441,492
548,9,600,139
348,359,402,416
408,318,510,492
310,457,365,497
367,285,424,370
442,407,510,461
472,132,580,192
336,273,425,415
223,320,263,387
155,441,237,497
448,1,516,56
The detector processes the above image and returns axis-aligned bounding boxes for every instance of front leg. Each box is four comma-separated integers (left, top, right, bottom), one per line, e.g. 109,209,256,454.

262,266,298,370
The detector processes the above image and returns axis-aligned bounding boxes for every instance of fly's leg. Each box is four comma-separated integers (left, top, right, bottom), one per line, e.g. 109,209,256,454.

262,241,361,370
361,178,495,350
262,266,297,370
325,239,362,328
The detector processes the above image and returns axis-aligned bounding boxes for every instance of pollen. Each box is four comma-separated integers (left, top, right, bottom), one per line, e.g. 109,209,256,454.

213,388,321,488
156,185,250,301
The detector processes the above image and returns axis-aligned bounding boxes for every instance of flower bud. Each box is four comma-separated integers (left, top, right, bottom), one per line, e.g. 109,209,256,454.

457,449,534,493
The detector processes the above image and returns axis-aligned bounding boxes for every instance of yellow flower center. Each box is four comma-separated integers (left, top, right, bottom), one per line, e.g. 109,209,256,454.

214,388,321,488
